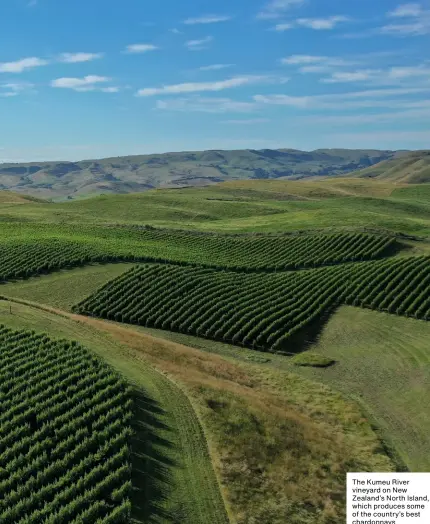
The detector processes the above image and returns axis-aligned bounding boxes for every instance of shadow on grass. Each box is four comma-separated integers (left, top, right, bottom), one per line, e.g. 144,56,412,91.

130,388,180,523
281,305,339,355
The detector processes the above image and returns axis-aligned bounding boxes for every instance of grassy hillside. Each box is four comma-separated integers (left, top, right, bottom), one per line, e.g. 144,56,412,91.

346,150,430,184
0,148,400,200
0,191,46,204
1,178,429,237
296,306,430,471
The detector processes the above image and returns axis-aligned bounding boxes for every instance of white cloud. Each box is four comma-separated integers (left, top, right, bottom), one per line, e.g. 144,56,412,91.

257,0,305,20
185,36,213,50
380,21,430,35
382,3,430,35
100,87,120,93
296,16,349,30
274,23,294,31
253,87,430,110
305,109,430,125
388,3,423,17
221,118,270,124
326,130,430,145
155,96,257,113
1,82,34,92
137,76,268,97
321,70,379,83
183,15,231,24
58,52,104,63
0,82,35,97
125,44,159,54
281,55,326,65
0,57,48,73
320,65,430,84
51,75,111,91
199,64,234,71
281,55,352,68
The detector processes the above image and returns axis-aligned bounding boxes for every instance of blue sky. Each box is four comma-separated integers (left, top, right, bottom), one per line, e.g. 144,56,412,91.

0,0,429,161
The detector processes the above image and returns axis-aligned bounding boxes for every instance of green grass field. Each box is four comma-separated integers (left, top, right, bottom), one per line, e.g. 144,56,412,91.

0,263,135,310
297,306,430,472
1,179,430,236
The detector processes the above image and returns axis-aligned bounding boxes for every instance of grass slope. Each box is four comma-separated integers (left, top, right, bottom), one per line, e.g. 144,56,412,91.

0,190,46,204
0,263,134,310
295,305,430,471
0,298,396,523
1,178,429,237
110,306,430,473
346,151,430,184
0,148,399,200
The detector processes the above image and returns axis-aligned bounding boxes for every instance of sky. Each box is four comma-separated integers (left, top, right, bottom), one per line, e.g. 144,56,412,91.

0,0,429,162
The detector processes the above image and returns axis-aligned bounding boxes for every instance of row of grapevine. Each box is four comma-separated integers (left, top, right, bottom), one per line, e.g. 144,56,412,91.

74,257,430,354
0,326,133,523
0,231,397,283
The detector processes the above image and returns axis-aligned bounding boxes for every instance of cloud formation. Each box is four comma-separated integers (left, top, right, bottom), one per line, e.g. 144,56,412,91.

296,16,349,30
51,75,112,92
221,118,270,124
253,87,430,110
199,64,234,71
0,82,35,97
185,36,213,50
184,15,231,24
381,3,430,35
388,3,423,18
58,53,104,63
275,15,349,31
125,44,159,54
137,76,268,97
0,57,48,73
320,64,430,84
155,96,257,113
257,0,305,20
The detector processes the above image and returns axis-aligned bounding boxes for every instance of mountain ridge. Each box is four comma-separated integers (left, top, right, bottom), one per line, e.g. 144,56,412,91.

343,150,430,184
0,148,407,200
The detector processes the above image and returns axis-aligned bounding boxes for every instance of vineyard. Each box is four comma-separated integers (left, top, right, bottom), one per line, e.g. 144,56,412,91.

0,326,133,523
74,256,430,353
0,231,397,283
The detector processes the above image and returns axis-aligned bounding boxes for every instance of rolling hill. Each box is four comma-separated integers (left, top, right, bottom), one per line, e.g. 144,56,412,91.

345,150,430,184
0,148,403,200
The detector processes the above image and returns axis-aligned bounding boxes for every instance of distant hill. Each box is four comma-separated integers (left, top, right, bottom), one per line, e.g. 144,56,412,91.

345,150,430,184
0,148,405,200
0,191,46,204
